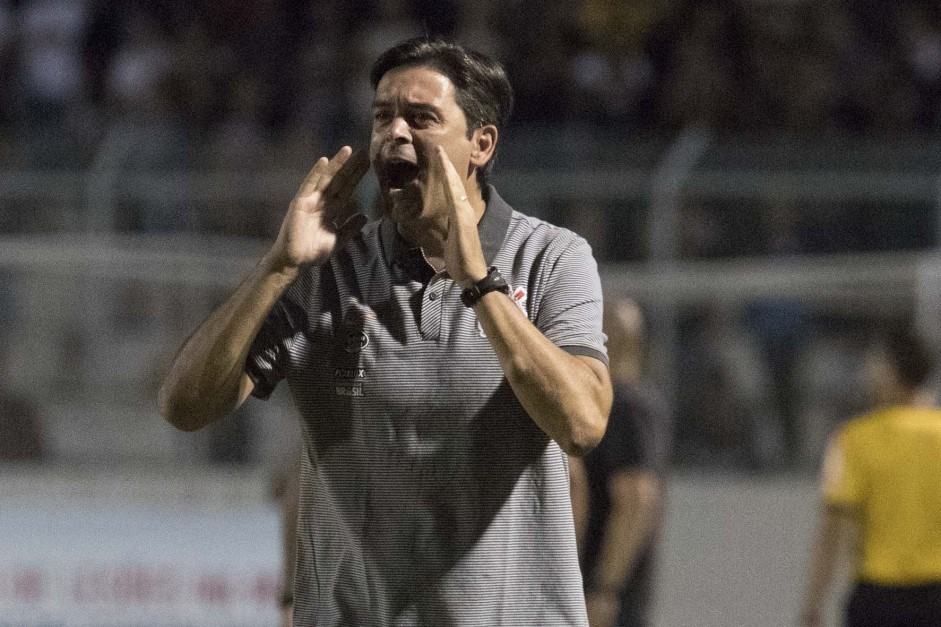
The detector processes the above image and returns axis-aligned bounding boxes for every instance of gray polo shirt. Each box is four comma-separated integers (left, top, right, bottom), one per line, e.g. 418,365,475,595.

248,187,607,627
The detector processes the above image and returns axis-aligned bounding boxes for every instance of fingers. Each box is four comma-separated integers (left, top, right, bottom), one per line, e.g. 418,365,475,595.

322,152,369,228
326,198,359,229
421,145,448,215
323,149,370,206
435,146,471,215
296,156,329,196
293,147,369,225
317,146,354,192
336,213,368,243
296,146,353,198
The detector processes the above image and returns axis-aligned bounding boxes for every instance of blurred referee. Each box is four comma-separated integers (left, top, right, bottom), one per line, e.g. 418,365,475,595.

800,328,941,627
158,37,612,626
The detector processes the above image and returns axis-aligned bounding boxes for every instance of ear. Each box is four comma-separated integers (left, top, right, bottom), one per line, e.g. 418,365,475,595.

470,124,498,170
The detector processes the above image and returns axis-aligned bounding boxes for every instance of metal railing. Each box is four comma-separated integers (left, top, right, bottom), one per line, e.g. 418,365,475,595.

3,130,941,468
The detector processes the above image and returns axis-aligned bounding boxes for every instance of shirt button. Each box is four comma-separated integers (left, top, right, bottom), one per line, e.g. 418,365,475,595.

428,291,439,301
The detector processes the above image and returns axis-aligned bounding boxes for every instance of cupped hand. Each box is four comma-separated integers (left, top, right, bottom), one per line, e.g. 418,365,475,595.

268,147,370,273
429,146,488,288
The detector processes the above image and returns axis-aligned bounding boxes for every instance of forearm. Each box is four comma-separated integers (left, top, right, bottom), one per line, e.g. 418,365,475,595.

801,505,856,622
280,482,299,597
569,456,590,552
591,476,662,592
473,291,611,455
158,253,299,430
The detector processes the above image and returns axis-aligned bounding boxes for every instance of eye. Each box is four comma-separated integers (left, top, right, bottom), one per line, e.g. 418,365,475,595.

373,110,391,124
410,112,436,126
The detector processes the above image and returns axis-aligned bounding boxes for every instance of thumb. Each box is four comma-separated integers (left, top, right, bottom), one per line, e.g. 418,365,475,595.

336,213,368,242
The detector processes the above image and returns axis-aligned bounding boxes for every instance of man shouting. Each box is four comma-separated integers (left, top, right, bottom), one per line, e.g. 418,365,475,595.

159,37,612,627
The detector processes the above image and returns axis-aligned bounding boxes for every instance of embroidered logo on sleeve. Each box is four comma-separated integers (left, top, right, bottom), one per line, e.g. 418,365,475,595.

477,285,528,338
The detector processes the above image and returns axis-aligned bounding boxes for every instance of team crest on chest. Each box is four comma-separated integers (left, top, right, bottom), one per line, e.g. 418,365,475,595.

336,305,371,395
343,330,369,353
510,285,528,312
341,306,374,353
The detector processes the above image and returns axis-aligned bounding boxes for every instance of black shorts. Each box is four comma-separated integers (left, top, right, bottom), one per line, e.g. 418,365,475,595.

847,581,941,627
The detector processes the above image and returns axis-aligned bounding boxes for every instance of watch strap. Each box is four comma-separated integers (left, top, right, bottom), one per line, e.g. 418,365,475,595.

460,266,510,307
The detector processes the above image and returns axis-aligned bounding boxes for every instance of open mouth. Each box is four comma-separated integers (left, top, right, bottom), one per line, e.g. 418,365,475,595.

380,160,421,190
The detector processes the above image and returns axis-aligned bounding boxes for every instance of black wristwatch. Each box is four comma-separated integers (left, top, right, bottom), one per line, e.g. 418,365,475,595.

460,266,510,307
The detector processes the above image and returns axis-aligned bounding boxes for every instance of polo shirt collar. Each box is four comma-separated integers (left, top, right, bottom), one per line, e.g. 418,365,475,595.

379,184,512,269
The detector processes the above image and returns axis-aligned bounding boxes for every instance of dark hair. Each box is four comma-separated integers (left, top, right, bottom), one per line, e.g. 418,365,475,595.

370,37,514,189
885,327,937,389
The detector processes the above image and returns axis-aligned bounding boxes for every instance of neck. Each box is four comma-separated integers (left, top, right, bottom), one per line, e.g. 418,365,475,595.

397,182,487,259
906,387,935,408
398,219,447,258
880,386,935,408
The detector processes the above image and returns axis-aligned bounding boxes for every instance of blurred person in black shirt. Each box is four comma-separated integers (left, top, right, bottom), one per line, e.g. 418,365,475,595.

570,299,672,627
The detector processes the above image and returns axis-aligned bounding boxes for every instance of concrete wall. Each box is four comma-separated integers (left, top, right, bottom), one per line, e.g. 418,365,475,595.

0,468,850,627
655,474,850,627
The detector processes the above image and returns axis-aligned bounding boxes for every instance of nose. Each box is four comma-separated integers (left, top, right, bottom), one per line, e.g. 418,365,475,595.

389,116,411,143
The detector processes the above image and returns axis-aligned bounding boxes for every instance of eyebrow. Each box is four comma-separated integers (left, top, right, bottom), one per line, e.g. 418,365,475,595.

371,100,442,115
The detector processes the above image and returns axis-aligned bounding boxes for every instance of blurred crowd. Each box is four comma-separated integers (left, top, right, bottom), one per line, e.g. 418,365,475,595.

2,0,941,171
0,0,938,475
2,8,938,623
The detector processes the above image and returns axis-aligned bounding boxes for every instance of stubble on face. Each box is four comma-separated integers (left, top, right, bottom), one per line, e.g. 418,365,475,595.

369,66,472,235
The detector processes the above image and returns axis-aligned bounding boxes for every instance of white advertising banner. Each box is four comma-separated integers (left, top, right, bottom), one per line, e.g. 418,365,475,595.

0,470,283,627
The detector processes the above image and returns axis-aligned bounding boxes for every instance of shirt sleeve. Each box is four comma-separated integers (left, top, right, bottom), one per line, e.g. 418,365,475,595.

532,234,608,365
245,296,304,400
820,428,866,507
